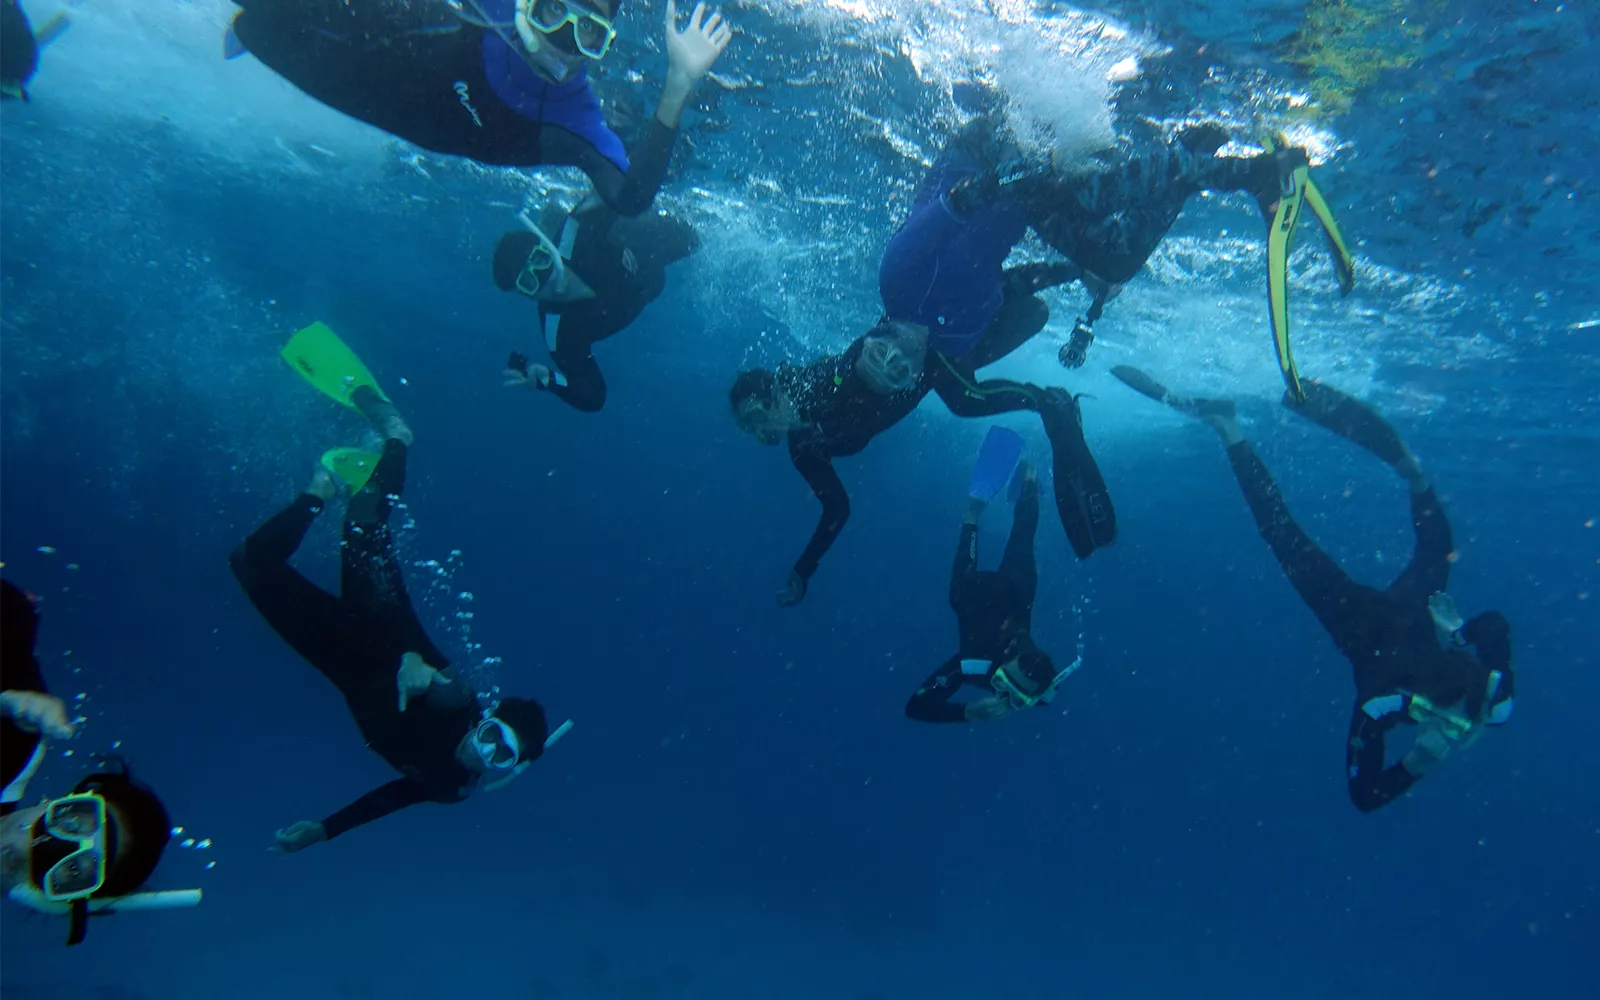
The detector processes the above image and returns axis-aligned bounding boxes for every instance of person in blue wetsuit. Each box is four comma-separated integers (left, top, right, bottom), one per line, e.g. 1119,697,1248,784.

1112,367,1516,813
878,112,1063,362
227,0,733,214
230,390,553,851
949,119,1311,368
905,463,1079,723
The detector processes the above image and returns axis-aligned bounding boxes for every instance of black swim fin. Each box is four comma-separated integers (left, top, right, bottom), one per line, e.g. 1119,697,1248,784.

1283,380,1410,468
1039,388,1115,559
1110,366,1235,421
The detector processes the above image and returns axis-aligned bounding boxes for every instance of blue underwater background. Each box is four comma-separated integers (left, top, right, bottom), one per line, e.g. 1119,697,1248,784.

2,1,1598,998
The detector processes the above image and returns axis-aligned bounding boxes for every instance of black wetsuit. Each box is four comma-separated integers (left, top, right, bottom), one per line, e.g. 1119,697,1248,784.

230,0,676,214
230,440,538,839
781,270,1114,594
1,581,50,815
518,207,700,412
906,478,1045,723
1225,442,1515,812
1017,136,1279,285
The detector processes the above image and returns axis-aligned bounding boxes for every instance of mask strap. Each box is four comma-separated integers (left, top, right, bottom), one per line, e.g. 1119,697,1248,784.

66,898,88,946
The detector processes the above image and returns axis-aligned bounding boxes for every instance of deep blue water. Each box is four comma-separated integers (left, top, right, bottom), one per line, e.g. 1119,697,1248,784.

3,2,1597,998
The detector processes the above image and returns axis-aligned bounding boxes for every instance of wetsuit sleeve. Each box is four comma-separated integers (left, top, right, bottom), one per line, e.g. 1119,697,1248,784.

1,581,46,696
1347,707,1419,813
788,438,850,584
905,657,971,724
321,778,433,841
647,214,700,265
544,119,678,216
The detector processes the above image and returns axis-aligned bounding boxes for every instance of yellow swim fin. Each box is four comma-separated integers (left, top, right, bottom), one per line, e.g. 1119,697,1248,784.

1301,178,1355,296
1263,133,1308,404
320,447,383,494
280,322,390,411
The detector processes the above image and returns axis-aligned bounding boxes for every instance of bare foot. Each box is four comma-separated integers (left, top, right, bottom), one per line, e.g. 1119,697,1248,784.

307,466,338,501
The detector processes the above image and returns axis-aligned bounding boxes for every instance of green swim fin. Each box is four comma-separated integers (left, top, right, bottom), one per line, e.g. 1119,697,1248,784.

281,322,390,411
320,447,383,493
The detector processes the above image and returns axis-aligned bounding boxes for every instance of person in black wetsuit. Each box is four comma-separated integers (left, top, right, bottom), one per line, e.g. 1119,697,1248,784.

230,390,552,852
730,282,1115,606
2,581,76,814
495,194,700,411
1113,367,1515,812
1,0,68,101
905,463,1077,723
227,0,732,214
2,583,190,945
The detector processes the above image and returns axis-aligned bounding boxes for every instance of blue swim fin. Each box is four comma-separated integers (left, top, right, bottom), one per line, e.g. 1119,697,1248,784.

223,22,247,60
969,426,1025,502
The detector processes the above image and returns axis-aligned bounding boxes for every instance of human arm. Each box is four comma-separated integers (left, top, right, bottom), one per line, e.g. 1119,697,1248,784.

0,691,74,741
655,1,732,129
783,441,850,606
1346,705,1421,814
905,657,976,723
1463,610,1514,720
310,778,435,846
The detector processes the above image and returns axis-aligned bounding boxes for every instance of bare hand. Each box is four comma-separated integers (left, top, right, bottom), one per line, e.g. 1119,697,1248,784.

665,1,733,86
397,652,452,712
0,690,75,740
503,365,551,390
273,820,327,854
964,696,1012,722
777,570,806,608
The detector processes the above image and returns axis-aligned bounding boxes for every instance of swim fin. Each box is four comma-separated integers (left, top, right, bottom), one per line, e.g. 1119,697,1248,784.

969,426,1025,502
35,11,71,48
1282,380,1410,468
281,322,390,411
1262,133,1308,404
223,23,248,60
1109,366,1236,422
1302,178,1355,296
1038,389,1114,559
320,447,383,494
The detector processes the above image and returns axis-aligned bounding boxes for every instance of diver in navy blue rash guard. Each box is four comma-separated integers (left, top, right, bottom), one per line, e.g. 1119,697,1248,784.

226,0,732,214
231,344,561,852
1113,367,1516,813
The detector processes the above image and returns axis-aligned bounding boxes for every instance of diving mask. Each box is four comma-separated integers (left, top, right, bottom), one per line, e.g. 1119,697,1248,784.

513,210,578,299
519,0,617,59
30,794,108,902
991,656,1082,710
856,323,928,394
472,717,522,771
1406,669,1507,745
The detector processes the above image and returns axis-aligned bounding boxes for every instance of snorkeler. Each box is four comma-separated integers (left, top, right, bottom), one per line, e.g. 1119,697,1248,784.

730,300,1115,607
497,193,700,412
877,107,1080,362
231,323,561,852
226,0,732,214
2,581,200,945
1113,367,1514,812
905,444,1079,724
948,111,1351,394
1,0,71,101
